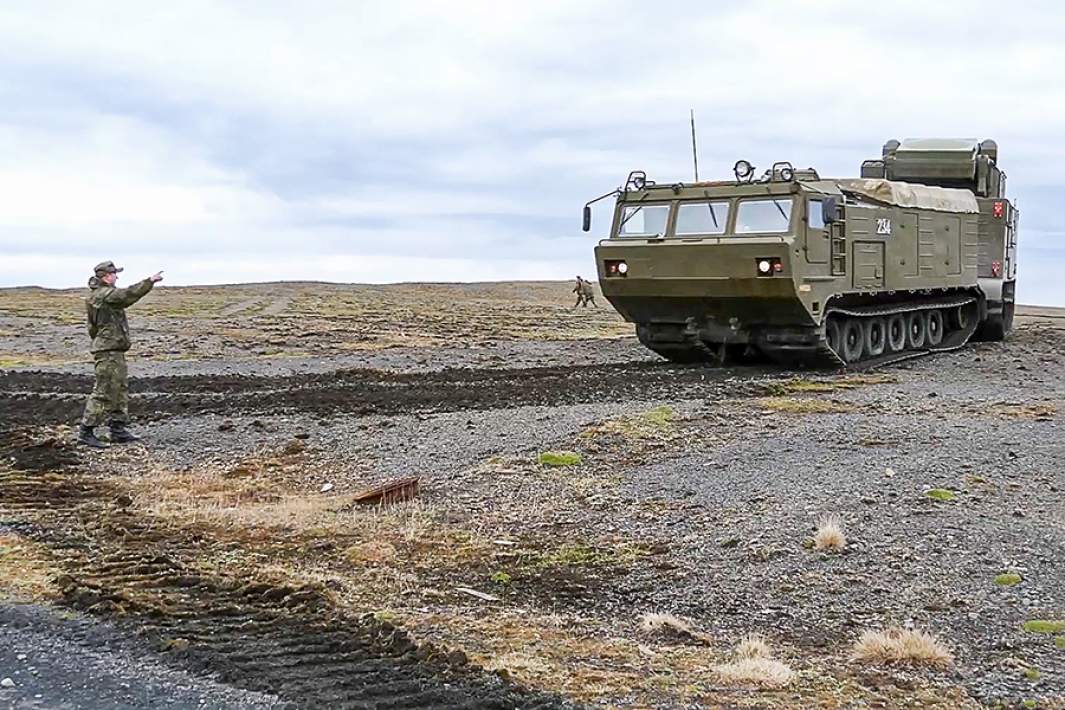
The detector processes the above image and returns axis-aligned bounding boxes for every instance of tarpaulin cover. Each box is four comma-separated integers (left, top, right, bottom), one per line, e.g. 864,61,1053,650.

836,178,980,214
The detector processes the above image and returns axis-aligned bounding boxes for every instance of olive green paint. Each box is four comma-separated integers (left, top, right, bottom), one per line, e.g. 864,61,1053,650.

589,139,1017,361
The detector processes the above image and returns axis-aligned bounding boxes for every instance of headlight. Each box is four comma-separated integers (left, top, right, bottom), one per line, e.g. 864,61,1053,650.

758,260,772,274
617,262,629,274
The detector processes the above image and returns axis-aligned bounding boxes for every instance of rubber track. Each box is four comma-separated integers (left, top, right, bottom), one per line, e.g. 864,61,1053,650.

0,467,573,709
761,296,979,369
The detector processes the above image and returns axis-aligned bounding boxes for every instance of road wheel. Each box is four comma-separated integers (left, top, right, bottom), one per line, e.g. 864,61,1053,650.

906,311,928,349
841,318,864,363
825,318,842,356
926,309,944,346
863,317,887,358
886,314,907,352
948,304,970,331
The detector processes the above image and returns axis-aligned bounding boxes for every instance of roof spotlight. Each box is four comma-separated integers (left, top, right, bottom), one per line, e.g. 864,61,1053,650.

733,159,754,182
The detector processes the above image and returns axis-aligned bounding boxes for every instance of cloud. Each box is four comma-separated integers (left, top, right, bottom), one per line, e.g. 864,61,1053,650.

0,0,1062,305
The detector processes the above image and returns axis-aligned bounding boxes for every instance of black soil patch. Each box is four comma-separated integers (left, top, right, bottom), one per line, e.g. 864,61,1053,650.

0,362,770,427
0,429,80,472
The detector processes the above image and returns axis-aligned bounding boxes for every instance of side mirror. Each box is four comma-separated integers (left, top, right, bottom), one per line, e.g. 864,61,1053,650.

582,205,592,232
821,196,839,225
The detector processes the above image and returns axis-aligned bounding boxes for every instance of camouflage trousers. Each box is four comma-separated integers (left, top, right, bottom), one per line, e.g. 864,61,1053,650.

81,351,129,427
572,294,596,308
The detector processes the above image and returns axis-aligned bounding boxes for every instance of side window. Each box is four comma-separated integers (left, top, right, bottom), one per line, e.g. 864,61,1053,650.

808,199,825,229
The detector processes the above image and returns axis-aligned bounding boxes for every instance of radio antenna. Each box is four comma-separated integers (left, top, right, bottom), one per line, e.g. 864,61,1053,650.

689,108,700,181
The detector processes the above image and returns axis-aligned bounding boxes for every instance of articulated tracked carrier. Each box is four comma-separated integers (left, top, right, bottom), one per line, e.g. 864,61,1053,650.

582,138,1018,367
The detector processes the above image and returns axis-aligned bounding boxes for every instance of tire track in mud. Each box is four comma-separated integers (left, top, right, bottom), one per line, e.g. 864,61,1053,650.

0,458,572,709
219,298,263,317
0,362,774,427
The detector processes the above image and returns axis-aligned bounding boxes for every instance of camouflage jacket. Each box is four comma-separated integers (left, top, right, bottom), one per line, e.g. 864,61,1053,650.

85,277,154,353
580,281,594,297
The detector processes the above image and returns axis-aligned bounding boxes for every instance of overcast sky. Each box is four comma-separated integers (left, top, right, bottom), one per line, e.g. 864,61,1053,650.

2,1,1063,304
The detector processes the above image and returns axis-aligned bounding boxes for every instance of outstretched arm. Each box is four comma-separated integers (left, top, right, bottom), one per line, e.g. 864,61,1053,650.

103,272,163,308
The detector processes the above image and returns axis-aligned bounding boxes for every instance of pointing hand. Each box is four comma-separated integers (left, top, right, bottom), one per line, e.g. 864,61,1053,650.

150,271,164,283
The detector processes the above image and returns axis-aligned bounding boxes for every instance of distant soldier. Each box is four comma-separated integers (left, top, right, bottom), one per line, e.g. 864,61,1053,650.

77,261,163,448
581,278,598,308
571,276,598,309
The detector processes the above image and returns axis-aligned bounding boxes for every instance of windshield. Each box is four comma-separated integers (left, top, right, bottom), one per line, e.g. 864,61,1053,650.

618,204,669,237
675,201,729,235
735,198,793,233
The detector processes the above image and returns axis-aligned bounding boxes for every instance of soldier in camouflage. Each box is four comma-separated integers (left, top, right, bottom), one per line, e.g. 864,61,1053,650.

77,261,164,449
581,278,597,308
571,276,597,309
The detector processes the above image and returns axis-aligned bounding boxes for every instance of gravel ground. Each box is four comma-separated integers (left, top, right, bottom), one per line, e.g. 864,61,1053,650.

2,293,1063,707
67,330,1057,705
0,603,281,709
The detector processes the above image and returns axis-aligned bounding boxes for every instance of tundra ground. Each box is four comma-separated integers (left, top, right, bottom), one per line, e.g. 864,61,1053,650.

1,281,1063,708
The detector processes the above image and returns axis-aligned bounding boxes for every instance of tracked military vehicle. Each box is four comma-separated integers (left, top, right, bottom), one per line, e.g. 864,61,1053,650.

582,138,1018,366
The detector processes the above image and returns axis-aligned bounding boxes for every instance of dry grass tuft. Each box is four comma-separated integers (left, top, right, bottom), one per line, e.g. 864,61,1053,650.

850,627,954,667
360,498,440,544
343,540,398,565
756,396,853,414
0,534,60,600
763,374,897,396
138,469,342,530
639,612,712,645
713,657,794,687
992,402,1057,420
640,612,693,635
432,610,719,704
483,650,553,679
735,633,772,659
813,516,847,552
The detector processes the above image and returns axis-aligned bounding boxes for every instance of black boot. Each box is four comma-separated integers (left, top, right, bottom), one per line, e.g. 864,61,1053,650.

109,422,140,444
78,425,108,449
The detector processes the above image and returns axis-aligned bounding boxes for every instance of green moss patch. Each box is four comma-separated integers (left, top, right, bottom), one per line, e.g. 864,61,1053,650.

537,451,582,467
1022,620,1065,634
995,573,1022,586
925,488,956,502
639,405,676,427
533,542,650,569
1054,636,1065,648
581,405,678,441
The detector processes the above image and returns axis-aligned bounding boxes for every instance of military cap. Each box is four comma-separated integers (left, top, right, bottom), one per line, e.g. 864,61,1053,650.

93,260,124,274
